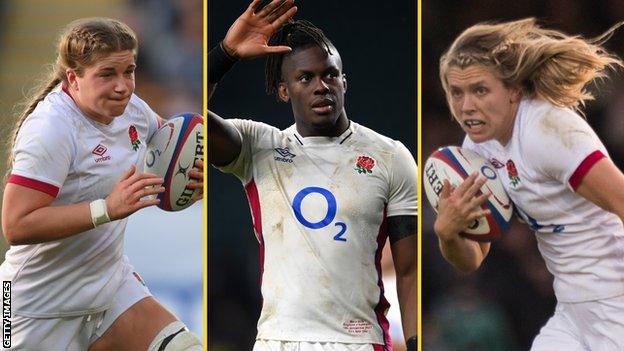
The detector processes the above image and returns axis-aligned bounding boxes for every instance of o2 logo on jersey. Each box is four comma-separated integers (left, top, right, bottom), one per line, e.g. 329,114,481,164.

145,149,162,168
480,165,497,180
292,186,347,242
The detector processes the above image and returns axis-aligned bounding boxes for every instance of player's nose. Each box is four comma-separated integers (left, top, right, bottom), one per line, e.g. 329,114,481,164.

460,94,476,113
113,76,130,94
313,77,330,95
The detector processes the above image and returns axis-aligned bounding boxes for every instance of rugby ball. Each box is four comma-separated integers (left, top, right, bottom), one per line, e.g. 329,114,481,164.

145,112,203,211
424,146,513,241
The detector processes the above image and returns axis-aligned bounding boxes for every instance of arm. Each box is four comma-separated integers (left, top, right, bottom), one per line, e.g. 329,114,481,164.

433,174,491,273
208,110,242,167
208,0,297,165
576,157,624,221
2,165,163,245
208,0,297,100
388,215,417,346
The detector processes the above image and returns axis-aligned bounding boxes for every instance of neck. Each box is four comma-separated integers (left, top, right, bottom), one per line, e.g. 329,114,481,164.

496,101,520,146
65,86,114,125
296,110,349,137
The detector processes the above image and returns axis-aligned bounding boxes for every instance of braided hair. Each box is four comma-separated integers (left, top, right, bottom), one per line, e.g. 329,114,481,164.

265,19,333,96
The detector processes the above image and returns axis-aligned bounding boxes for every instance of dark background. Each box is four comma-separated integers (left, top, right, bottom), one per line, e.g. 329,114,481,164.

423,1,624,350
208,1,416,349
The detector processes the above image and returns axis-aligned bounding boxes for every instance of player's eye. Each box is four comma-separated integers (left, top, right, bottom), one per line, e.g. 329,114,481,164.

325,71,338,79
450,89,463,99
475,86,488,95
299,74,310,83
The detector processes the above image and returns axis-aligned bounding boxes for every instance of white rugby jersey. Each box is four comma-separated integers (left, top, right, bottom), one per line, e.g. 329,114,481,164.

463,98,624,302
0,85,160,317
219,119,417,346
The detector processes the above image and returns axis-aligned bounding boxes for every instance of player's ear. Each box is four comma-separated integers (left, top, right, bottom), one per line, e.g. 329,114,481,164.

510,85,521,103
342,73,348,93
278,82,290,103
66,68,78,90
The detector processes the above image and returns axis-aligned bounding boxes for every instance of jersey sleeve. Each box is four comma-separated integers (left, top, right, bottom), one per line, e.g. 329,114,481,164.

8,115,74,197
386,141,418,217
216,119,273,184
525,107,607,191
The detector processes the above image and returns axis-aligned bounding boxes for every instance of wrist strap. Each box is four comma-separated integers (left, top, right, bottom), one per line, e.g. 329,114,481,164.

406,335,417,351
90,199,111,228
208,41,238,84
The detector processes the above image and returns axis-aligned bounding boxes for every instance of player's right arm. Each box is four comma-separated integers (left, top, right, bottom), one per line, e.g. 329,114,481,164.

208,0,297,99
208,110,242,166
208,0,297,165
2,165,163,245
433,173,491,272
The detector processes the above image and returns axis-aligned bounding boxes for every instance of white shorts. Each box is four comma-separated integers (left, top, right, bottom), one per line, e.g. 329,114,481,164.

253,340,389,351
531,294,624,351
8,262,151,350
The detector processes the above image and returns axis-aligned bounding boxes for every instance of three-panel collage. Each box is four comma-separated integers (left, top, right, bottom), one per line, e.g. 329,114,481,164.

0,0,623,350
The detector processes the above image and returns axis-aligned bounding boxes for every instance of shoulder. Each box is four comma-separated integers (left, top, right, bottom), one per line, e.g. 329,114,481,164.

520,99,587,134
229,118,282,140
351,122,410,154
518,99,597,153
230,118,279,132
125,93,154,116
21,91,76,141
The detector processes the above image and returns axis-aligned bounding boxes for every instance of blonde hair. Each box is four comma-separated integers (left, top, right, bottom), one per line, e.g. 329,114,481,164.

440,18,623,110
6,18,138,178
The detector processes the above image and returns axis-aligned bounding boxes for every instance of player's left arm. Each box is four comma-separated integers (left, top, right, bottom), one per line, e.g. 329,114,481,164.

388,215,417,348
575,157,624,221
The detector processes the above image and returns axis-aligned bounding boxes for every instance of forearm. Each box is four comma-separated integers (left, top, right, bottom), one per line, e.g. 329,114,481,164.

208,42,237,102
438,236,488,273
4,202,95,245
396,267,417,341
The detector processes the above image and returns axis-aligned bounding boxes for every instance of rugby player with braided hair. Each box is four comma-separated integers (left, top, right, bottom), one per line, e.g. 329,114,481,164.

208,1,417,350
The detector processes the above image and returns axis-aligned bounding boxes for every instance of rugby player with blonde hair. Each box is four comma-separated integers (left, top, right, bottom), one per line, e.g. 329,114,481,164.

434,18,624,350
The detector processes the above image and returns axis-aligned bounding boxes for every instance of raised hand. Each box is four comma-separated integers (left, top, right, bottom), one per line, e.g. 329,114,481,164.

223,0,298,60
433,173,491,242
105,165,165,220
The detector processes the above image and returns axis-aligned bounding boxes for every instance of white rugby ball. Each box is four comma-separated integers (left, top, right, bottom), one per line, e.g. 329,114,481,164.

424,146,513,241
145,112,203,212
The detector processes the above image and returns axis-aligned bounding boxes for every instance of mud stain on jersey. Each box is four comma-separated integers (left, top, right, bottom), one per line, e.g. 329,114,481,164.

322,299,338,315
319,273,331,289
270,219,284,242
540,110,589,150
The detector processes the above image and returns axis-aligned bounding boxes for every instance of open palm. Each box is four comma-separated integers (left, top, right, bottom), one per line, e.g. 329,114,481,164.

223,0,297,60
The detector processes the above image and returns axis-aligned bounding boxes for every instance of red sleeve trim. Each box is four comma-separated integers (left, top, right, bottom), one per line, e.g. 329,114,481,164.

569,150,605,190
8,174,59,197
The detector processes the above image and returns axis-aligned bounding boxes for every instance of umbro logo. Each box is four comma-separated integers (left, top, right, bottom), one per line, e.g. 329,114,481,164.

92,144,111,163
274,147,296,163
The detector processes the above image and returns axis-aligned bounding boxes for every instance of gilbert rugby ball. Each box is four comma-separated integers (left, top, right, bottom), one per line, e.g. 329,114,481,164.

145,112,204,211
424,146,513,241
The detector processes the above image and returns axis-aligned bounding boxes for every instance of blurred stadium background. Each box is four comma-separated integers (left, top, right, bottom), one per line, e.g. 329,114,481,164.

0,0,203,337
423,1,624,350
208,1,416,350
